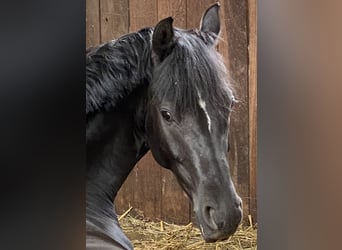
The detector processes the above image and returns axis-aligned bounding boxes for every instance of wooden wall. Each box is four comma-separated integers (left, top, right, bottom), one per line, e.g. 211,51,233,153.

86,0,257,224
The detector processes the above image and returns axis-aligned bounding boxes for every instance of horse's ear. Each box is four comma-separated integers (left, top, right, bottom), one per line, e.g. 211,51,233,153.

200,3,221,38
152,17,174,63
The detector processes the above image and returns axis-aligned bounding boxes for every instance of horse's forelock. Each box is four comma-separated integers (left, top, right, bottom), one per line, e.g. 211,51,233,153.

150,30,234,116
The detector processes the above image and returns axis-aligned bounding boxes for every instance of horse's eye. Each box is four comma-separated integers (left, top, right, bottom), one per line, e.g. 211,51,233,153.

161,110,172,122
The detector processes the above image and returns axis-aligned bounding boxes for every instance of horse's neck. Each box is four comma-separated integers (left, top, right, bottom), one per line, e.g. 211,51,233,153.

86,30,151,247
87,118,143,201
86,98,147,250
87,86,148,205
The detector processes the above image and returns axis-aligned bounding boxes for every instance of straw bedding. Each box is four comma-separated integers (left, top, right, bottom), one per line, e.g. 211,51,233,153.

118,207,257,250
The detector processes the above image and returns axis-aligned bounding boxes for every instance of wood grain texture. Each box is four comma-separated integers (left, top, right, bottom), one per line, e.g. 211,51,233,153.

158,0,186,29
86,0,100,47
130,153,162,220
186,0,214,30
222,0,250,222
129,0,158,32
217,0,230,67
248,0,257,222
100,0,129,42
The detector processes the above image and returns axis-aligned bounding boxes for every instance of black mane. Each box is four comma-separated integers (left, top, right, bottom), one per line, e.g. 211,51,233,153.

86,28,153,114
86,27,234,116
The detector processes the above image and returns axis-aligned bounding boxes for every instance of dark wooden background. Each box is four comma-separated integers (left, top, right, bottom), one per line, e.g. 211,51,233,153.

86,0,257,225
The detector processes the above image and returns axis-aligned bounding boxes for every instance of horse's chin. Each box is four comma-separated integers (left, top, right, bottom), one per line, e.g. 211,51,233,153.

199,223,237,243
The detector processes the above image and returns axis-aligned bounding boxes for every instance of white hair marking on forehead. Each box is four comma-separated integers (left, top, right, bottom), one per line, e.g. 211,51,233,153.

197,91,212,133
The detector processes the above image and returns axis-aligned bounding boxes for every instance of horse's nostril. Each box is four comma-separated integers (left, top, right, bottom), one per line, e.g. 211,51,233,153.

204,206,226,230
205,206,215,221
235,198,242,208
204,206,217,230
236,201,241,208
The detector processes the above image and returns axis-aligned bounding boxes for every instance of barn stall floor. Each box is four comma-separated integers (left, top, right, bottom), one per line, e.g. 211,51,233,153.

119,208,257,250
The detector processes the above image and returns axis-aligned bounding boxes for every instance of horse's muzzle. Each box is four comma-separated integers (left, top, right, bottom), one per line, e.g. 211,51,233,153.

197,196,243,242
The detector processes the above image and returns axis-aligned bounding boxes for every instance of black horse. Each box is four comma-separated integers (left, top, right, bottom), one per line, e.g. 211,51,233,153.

86,3,242,249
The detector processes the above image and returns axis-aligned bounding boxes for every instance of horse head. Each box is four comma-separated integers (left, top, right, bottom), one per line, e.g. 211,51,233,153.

145,3,242,242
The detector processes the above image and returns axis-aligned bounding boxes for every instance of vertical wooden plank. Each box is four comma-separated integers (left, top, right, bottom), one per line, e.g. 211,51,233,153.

217,0,230,68
157,0,190,224
131,153,163,220
116,154,162,222
248,0,257,223
223,0,250,222
216,1,237,207
186,0,214,29
100,0,129,43
125,0,162,221
86,0,100,48
158,0,186,28
129,0,158,32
